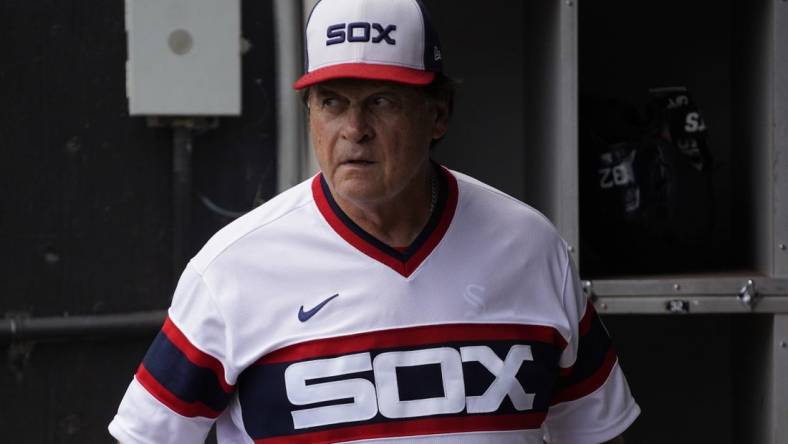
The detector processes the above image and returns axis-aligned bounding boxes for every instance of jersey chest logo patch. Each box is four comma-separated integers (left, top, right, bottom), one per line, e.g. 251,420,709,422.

237,324,566,443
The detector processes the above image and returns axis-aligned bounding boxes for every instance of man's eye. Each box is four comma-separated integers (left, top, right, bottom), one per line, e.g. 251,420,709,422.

322,98,339,107
371,96,393,107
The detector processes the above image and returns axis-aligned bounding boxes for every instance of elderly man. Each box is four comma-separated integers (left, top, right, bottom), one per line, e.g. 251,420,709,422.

109,0,639,442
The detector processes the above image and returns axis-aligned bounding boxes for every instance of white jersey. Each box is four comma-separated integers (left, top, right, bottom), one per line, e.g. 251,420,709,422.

109,166,639,444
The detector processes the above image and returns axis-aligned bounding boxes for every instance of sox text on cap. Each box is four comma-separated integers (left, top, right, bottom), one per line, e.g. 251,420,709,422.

294,0,443,90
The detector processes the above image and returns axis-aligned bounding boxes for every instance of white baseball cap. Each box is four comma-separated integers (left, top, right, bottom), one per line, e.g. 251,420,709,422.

293,0,444,90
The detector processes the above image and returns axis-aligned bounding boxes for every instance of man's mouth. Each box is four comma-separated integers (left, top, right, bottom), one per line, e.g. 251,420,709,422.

343,160,374,165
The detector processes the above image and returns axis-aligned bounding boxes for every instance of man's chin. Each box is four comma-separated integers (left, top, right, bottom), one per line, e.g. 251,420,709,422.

331,179,386,206
335,186,381,203
335,162,378,177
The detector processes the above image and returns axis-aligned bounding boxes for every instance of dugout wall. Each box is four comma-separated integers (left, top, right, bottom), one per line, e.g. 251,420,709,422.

411,0,788,442
0,1,278,443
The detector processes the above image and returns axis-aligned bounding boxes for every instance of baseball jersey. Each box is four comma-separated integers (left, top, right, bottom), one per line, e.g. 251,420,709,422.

109,166,640,444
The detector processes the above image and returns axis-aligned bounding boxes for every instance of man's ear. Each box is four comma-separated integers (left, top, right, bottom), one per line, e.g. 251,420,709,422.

431,99,450,140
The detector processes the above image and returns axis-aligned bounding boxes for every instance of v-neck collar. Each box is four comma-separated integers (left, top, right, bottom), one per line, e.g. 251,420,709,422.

312,165,458,277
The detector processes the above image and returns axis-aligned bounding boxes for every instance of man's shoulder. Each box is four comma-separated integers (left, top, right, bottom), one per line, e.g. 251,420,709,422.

190,176,316,272
452,169,562,241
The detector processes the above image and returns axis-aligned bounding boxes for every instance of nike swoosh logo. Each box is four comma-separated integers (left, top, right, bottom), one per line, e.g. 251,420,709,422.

298,294,339,322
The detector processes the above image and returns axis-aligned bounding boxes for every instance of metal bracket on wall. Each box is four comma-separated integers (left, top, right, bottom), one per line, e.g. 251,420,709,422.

4,312,34,380
665,299,691,314
737,279,760,309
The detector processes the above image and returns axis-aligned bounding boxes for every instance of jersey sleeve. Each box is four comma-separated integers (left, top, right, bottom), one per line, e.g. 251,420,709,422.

541,251,640,444
108,263,236,444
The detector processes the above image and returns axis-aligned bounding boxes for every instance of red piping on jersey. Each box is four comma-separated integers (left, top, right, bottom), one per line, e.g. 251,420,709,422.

311,166,459,278
135,364,223,418
161,317,234,393
256,323,567,365
254,412,547,444
550,347,618,405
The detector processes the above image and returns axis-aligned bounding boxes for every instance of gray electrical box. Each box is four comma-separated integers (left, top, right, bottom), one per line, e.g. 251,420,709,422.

125,0,241,116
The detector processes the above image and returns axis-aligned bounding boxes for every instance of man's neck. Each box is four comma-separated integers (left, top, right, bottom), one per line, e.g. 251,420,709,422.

332,166,436,248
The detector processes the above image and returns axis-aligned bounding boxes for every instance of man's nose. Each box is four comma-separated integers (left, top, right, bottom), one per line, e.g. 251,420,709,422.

340,104,373,143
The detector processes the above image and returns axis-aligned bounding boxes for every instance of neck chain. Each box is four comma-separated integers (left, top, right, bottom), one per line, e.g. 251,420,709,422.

429,170,439,215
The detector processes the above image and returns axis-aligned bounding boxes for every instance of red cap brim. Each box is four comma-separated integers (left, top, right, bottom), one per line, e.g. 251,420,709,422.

293,63,436,90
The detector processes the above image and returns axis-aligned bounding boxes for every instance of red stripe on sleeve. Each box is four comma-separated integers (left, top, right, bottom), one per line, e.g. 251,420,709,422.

135,364,223,418
550,347,618,405
161,317,234,393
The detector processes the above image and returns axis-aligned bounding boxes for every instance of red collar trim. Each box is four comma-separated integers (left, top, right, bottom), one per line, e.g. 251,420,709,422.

312,166,458,277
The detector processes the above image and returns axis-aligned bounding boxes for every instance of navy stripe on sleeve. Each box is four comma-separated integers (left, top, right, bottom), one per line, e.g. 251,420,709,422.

135,317,234,418
551,302,617,405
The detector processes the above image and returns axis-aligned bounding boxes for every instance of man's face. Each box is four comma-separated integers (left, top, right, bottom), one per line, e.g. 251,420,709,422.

307,79,448,208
